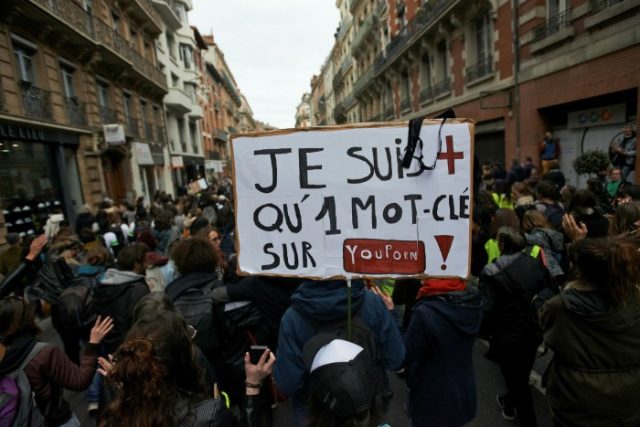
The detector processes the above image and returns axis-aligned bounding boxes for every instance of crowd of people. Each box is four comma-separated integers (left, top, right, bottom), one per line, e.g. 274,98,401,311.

1,135,640,427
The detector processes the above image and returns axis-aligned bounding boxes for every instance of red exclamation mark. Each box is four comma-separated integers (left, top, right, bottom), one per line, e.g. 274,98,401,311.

434,235,454,271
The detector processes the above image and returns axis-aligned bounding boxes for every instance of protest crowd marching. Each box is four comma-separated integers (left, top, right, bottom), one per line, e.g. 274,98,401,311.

0,121,639,427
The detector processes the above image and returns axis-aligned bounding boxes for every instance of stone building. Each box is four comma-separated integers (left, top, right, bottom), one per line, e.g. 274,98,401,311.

0,0,167,241
305,0,640,186
295,93,312,128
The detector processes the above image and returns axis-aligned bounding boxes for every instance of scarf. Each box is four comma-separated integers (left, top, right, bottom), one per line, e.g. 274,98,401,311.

417,278,466,299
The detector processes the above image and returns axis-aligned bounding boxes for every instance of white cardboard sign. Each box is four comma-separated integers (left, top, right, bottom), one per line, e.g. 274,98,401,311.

232,120,474,279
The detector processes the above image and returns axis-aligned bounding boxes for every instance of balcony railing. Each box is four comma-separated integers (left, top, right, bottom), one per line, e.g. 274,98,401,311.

400,98,411,112
155,125,166,144
32,0,95,40
532,9,572,41
432,77,451,98
228,127,238,134
20,84,52,120
353,67,374,98
99,106,119,124
384,106,394,119
64,97,87,126
419,86,433,104
332,56,353,89
352,15,377,52
126,116,139,136
369,114,382,122
465,55,494,83
143,122,154,140
215,129,229,142
589,0,624,12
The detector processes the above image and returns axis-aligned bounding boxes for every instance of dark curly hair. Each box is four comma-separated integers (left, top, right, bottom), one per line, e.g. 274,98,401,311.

171,238,218,275
102,311,206,426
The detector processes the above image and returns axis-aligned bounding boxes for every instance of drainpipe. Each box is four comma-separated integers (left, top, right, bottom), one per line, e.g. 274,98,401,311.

512,0,521,160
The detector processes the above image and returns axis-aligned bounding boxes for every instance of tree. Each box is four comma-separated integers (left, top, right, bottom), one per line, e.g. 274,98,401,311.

573,150,610,177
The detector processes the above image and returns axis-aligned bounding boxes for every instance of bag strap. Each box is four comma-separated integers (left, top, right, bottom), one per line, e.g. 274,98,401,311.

18,342,49,370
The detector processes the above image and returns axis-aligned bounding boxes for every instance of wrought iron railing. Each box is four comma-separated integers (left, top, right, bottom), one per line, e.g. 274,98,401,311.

384,106,394,119
432,77,451,98
589,0,624,12
126,116,139,136
32,0,95,40
332,56,353,89
20,84,52,120
465,55,494,83
369,114,382,122
156,125,166,144
532,8,572,41
64,97,87,126
99,106,119,124
400,98,411,112
143,122,154,140
353,67,374,98
419,86,433,104
352,15,377,51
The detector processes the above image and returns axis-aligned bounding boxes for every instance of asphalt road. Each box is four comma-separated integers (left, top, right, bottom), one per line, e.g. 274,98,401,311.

39,317,553,427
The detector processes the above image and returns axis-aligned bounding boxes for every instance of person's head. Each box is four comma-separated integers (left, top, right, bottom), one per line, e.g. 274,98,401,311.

50,234,82,261
586,178,605,197
208,228,221,249
305,337,381,427
569,236,640,305
489,208,520,238
611,202,640,236
525,156,533,164
492,179,509,196
544,131,552,140
536,180,559,202
529,167,541,181
609,167,622,182
5,233,21,247
116,243,149,273
0,297,41,360
189,217,210,237
623,124,634,137
511,182,533,201
560,184,577,207
497,226,527,255
78,227,97,244
511,159,520,168
86,246,109,267
569,190,598,215
103,311,205,426
171,238,218,276
521,209,553,233
132,292,175,323
154,210,173,231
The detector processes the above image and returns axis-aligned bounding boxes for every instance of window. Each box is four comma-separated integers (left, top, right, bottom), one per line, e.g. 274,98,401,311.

171,73,179,87
420,53,431,89
184,83,195,102
166,33,176,58
548,0,567,18
96,81,109,107
123,92,133,119
174,3,187,24
475,13,491,63
130,29,137,48
111,13,120,32
437,41,448,80
140,99,148,122
179,44,193,69
189,121,198,154
60,64,75,98
177,117,186,151
14,45,36,84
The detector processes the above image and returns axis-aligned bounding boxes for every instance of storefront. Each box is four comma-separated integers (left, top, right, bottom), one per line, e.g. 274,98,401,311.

0,121,84,240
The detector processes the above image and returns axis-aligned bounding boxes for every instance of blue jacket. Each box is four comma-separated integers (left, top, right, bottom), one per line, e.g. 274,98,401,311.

404,286,482,427
273,279,404,397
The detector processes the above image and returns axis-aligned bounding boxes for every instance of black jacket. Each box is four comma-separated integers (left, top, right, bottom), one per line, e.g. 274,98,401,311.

480,252,549,347
540,282,640,426
94,269,149,354
404,286,482,427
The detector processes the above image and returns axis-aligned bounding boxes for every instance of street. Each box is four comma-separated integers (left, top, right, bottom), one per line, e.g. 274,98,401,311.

41,318,553,427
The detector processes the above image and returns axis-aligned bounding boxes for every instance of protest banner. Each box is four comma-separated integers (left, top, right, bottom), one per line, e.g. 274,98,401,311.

231,119,474,279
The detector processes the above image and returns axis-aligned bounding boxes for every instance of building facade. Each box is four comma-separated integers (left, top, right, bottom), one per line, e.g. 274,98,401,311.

152,0,205,195
295,93,312,128
305,0,640,186
0,0,167,241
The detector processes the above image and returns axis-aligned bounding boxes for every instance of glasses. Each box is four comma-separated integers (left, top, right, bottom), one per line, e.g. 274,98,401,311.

186,325,197,340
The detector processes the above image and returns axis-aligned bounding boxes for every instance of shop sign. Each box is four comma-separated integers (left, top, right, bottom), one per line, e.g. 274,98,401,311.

205,160,226,172
133,142,154,165
171,156,184,168
0,124,46,141
103,124,126,145
568,104,626,129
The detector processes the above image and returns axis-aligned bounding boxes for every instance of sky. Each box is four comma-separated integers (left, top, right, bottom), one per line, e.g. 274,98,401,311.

190,0,340,129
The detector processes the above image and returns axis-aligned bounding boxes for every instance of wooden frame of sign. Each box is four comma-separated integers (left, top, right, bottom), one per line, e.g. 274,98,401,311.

231,119,475,280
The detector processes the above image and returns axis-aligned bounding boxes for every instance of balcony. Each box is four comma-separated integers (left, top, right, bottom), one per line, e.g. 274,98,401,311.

419,86,434,106
384,106,394,120
30,0,95,41
334,102,346,123
20,84,52,120
99,106,119,124
188,103,203,119
589,0,625,13
165,88,193,114
465,55,494,84
532,9,572,41
64,97,87,126
155,125,167,144
151,0,181,30
334,18,352,42
126,116,139,137
142,122,154,140
369,114,382,122
332,57,353,89
351,15,377,52
228,127,238,134
400,98,411,113
585,0,637,29
127,0,163,35
214,129,229,142
432,77,452,98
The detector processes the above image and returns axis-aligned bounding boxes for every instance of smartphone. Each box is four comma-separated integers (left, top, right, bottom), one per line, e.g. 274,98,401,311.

249,345,269,364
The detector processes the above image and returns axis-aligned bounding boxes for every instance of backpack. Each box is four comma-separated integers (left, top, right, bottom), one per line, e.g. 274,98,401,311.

295,305,386,401
0,342,49,427
57,276,97,332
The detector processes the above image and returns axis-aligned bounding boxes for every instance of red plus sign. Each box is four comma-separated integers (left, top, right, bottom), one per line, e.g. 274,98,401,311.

437,135,464,175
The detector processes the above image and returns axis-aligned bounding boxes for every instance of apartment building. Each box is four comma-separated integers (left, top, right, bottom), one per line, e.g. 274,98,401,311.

306,0,639,186
201,35,244,181
295,93,312,128
0,0,167,240
152,0,205,194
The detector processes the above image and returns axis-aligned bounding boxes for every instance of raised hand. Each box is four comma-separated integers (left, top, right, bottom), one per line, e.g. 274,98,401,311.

89,316,114,344
370,285,394,311
562,214,588,242
26,235,47,261
244,348,276,387
97,354,114,377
